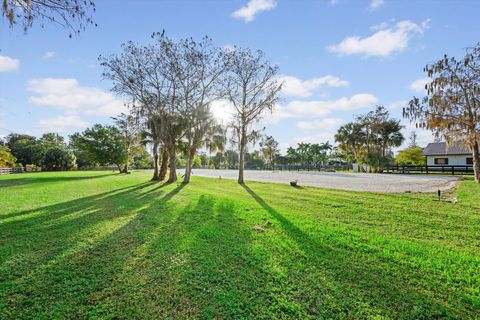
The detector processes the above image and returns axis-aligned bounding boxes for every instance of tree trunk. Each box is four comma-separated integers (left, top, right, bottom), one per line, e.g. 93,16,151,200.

151,142,160,181
238,128,246,184
472,140,480,183
117,164,123,173
167,145,177,183
183,148,195,184
159,148,168,181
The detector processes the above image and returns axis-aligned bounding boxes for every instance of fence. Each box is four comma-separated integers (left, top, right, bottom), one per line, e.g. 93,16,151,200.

271,164,352,171
0,167,24,175
385,165,474,175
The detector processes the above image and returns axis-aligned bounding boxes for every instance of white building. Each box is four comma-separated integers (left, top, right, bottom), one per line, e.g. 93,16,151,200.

423,142,473,166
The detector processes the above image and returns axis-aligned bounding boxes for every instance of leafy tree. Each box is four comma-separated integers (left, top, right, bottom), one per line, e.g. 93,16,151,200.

199,153,209,167
69,132,98,168
0,146,16,167
132,148,154,169
192,155,202,168
336,106,404,172
5,133,36,150
113,113,142,173
259,135,280,166
2,0,96,36
42,147,76,171
224,149,239,169
10,138,43,167
245,151,265,169
75,124,128,173
404,44,480,182
223,47,282,183
39,132,65,152
286,147,300,165
212,152,225,169
396,147,425,166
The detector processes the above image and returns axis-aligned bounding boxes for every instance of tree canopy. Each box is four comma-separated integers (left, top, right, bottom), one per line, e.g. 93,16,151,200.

404,43,480,182
2,0,96,36
336,106,404,172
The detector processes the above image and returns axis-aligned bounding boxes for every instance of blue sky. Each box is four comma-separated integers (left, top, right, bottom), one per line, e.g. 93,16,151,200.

1,0,480,152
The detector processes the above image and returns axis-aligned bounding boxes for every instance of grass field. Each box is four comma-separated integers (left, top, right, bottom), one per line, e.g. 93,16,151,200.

1,171,479,319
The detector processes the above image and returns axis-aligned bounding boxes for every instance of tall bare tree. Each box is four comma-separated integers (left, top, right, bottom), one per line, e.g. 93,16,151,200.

168,36,227,183
100,32,184,183
2,0,96,36
404,44,480,182
223,48,282,183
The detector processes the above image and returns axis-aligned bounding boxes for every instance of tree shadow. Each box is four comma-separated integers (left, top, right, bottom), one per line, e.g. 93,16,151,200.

1,181,189,318
240,183,456,318
0,181,154,221
0,172,117,188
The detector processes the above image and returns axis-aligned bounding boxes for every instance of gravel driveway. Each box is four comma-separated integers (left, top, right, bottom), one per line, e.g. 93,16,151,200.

185,169,459,193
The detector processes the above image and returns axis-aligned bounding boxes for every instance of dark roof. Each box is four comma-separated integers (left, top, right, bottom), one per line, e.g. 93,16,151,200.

423,142,471,156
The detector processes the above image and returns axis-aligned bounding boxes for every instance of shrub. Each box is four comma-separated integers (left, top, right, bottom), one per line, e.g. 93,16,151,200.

396,147,425,166
25,164,42,172
0,146,16,167
42,147,77,171
192,155,202,168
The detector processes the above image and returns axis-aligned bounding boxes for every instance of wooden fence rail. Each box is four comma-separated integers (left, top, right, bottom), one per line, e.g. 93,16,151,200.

271,164,352,171
0,167,24,175
385,165,474,175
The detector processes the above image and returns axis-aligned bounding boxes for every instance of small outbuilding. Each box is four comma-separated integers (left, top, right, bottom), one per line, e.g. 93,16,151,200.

422,142,473,166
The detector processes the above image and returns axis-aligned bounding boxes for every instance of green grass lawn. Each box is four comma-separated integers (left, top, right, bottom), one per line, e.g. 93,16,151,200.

1,171,479,319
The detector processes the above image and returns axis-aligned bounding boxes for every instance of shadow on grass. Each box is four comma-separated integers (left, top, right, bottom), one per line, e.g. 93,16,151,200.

0,172,117,188
240,183,453,318
0,181,189,318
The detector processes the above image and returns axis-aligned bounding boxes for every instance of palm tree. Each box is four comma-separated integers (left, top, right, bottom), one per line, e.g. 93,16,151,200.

334,122,365,164
297,142,311,166
183,104,226,183
140,115,169,181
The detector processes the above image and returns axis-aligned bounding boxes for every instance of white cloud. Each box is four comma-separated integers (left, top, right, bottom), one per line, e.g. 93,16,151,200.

270,93,378,123
328,19,430,57
297,117,345,130
0,55,20,72
399,120,435,149
212,93,377,129
37,115,89,133
42,51,56,59
409,77,430,92
369,0,384,10
232,0,276,22
278,75,349,97
27,78,127,117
